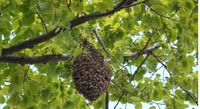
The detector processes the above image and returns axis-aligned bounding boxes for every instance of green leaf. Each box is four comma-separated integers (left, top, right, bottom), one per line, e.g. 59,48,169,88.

175,90,185,100
149,0,162,5
95,0,113,11
167,61,179,75
47,62,58,76
94,95,105,109
0,94,5,103
134,68,146,81
135,102,142,109
86,4,95,13
152,88,163,101
141,14,162,29
41,88,51,100
130,96,141,102
183,0,195,10
71,2,84,13
114,40,126,47
148,16,162,29
173,98,189,109
146,57,157,72
64,100,74,108
95,2,107,11
8,92,21,106
102,0,113,8
168,0,179,12
149,106,156,109
152,5,167,14
156,74,161,78
122,16,136,31
22,12,35,25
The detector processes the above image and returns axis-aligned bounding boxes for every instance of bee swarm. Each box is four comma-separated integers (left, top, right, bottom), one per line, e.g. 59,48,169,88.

72,40,111,101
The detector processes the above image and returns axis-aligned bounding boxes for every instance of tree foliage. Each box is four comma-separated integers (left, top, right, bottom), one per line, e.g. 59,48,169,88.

0,0,198,109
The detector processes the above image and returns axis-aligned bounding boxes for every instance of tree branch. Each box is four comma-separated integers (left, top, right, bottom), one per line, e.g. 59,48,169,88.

122,0,147,8
1,0,145,56
2,26,63,56
124,45,160,60
105,91,109,109
70,0,146,28
0,54,72,64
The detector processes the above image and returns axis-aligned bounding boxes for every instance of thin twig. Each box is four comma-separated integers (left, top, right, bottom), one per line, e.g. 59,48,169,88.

145,3,175,20
36,11,48,32
170,8,179,17
140,31,154,52
67,0,72,11
111,80,123,91
150,101,165,109
109,25,122,38
130,55,149,81
59,76,64,106
22,67,29,89
179,84,198,105
150,53,167,70
111,80,135,96
0,54,72,64
114,64,128,75
149,66,163,79
114,91,125,109
93,29,110,56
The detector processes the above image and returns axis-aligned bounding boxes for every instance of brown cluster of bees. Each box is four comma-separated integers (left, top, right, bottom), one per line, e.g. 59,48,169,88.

72,39,111,101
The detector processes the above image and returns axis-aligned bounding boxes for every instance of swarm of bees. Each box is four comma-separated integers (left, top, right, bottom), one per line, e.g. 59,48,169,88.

72,39,111,101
